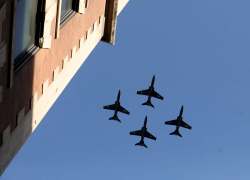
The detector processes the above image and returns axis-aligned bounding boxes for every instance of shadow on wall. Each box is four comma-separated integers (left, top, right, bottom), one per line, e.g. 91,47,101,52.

0,47,35,175
0,0,38,175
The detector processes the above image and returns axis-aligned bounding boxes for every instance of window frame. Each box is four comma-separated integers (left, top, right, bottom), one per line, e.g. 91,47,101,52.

60,0,77,27
12,0,79,72
12,0,45,72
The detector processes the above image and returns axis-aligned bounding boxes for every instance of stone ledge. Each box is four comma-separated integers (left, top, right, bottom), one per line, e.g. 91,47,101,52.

117,0,129,15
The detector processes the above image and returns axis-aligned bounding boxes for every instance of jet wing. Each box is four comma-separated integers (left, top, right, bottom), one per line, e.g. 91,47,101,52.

130,130,143,137
103,104,116,110
117,105,130,115
165,119,178,126
180,120,192,130
152,90,164,100
137,89,150,96
165,119,192,130
144,131,157,140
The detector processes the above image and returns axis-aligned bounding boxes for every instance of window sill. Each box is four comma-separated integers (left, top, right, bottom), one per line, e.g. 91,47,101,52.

14,45,39,73
60,10,76,28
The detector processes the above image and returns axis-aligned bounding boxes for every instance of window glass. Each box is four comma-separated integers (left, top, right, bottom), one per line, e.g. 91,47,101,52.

61,0,73,20
13,0,38,61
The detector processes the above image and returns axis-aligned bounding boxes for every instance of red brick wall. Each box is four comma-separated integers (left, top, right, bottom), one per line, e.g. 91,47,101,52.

0,0,106,135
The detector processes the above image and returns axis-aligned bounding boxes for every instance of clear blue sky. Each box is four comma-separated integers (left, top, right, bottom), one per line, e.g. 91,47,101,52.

3,0,250,179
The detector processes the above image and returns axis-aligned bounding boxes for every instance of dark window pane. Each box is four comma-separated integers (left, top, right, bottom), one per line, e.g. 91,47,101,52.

13,0,38,61
61,0,73,19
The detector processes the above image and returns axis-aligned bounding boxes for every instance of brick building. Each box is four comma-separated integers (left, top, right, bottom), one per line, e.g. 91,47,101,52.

0,0,129,175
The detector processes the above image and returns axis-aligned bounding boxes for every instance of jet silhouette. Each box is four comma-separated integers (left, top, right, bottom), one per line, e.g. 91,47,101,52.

103,90,130,122
130,116,157,148
137,75,164,108
164,106,192,137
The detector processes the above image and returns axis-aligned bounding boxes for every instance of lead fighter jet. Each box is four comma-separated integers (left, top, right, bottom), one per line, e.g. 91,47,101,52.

103,90,130,122
130,116,157,148
164,106,192,137
137,75,164,108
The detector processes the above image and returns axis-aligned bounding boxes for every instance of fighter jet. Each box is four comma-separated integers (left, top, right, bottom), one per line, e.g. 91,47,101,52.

137,75,164,108
164,106,192,137
129,116,157,148
103,90,130,122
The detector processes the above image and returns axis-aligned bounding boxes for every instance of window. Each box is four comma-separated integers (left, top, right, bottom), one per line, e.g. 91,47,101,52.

61,0,74,23
13,0,39,64
0,4,7,48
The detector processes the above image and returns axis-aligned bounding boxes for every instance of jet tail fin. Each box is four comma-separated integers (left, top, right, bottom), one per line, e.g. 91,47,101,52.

142,100,154,108
170,128,182,137
109,114,121,122
135,140,148,148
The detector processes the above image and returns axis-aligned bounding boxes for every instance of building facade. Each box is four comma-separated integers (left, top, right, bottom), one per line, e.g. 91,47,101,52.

0,0,129,175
